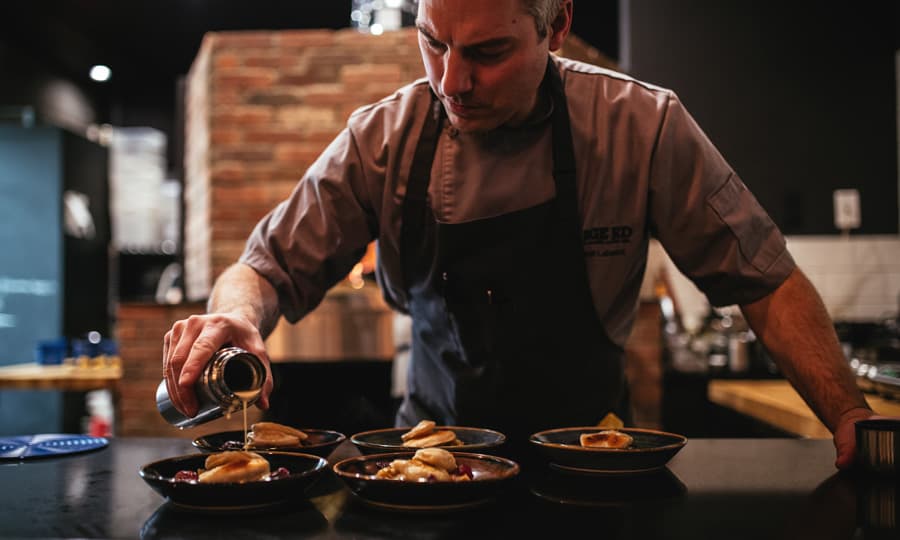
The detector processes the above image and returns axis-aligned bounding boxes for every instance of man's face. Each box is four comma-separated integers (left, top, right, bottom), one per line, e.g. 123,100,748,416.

416,0,558,133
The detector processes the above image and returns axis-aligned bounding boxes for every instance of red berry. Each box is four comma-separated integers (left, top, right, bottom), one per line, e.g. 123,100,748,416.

173,470,198,482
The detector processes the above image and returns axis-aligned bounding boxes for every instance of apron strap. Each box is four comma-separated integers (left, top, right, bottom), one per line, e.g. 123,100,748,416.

401,96,443,293
544,58,587,276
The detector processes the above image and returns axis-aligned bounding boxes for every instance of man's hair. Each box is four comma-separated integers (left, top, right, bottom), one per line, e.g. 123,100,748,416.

521,0,564,39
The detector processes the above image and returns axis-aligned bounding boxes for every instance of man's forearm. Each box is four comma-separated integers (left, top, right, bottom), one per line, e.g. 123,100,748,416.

740,268,870,432
207,263,281,339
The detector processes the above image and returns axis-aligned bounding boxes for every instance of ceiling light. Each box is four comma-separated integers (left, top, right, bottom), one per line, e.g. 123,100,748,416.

89,65,111,82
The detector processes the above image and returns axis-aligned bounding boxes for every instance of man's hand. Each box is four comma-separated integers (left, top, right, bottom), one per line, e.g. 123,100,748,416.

833,406,875,469
162,312,273,418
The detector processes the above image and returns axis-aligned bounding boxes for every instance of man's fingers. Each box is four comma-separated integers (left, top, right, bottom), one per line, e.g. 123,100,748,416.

834,437,856,469
164,350,185,417
176,328,231,417
163,328,182,413
167,320,207,417
180,333,220,385
833,408,875,469
256,365,274,410
163,331,170,367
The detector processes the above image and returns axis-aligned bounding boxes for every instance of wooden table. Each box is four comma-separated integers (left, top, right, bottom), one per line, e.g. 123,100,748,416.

708,379,900,438
0,362,122,391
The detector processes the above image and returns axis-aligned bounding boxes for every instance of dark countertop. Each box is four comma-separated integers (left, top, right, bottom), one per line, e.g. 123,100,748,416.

0,437,895,539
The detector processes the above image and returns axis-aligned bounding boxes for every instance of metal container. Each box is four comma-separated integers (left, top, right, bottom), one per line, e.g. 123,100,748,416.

156,346,265,429
856,418,900,476
728,332,752,374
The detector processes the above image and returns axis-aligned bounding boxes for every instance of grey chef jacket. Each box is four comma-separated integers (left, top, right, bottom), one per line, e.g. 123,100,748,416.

240,55,795,349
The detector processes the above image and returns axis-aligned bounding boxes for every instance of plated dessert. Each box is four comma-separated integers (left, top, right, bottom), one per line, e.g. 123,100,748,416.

192,423,345,458
351,422,505,455
530,426,688,475
579,430,634,449
139,451,327,511
333,450,519,511
171,450,290,484
374,448,473,482
400,420,463,448
246,422,308,449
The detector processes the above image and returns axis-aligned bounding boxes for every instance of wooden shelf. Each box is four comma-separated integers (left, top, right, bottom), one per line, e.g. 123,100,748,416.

0,362,121,392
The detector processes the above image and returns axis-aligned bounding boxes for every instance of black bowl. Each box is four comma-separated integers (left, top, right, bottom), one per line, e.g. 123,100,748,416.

192,429,346,459
529,427,687,475
333,451,520,512
139,451,327,512
350,426,506,455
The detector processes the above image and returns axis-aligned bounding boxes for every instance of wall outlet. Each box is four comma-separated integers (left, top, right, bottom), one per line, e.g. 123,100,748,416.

833,189,861,231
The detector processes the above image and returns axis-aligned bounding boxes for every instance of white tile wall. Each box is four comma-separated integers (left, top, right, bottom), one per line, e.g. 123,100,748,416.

655,236,900,327
785,236,900,322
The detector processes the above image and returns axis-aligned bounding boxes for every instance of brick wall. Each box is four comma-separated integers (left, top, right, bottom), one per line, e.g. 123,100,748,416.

183,28,424,300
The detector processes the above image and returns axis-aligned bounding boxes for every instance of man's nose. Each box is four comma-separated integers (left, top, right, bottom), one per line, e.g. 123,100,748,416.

441,52,473,97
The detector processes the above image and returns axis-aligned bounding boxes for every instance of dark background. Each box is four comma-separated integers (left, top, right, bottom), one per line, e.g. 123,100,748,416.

0,0,618,172
625,0,899,235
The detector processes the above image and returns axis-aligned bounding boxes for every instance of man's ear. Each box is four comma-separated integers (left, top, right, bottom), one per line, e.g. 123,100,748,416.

547,0,573,51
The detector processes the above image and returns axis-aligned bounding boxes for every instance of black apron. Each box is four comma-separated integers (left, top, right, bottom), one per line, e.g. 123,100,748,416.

397,58,627,444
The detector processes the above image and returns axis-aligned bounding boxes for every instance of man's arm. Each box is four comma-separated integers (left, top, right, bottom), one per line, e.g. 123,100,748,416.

163,262,280,416
207,262,282,339
739,267,872,468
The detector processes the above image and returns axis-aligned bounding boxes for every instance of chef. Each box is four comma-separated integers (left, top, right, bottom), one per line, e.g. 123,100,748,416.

163,0,875,466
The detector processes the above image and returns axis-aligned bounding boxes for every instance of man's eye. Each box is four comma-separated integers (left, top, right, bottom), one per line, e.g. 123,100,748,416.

426,39,446,51
471,48,506,62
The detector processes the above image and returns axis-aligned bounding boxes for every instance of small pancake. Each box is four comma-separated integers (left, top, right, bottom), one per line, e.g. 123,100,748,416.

580,430,634,449
402,429,458,448
401,420,436,441
204,450,258,469
412,447,457,471
251,421,308,441
248,431,301,448
199,452,270,483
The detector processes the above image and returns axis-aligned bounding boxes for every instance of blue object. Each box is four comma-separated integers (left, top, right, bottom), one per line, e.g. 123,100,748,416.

34,338,68,365
99,338,119,356
70,338,98,359
0,434,109,459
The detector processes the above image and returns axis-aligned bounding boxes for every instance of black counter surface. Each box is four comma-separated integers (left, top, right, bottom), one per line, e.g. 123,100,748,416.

0,436,896,539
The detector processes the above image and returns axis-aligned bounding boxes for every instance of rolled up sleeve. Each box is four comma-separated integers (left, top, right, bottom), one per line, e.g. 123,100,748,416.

240,128,378,322
649,92,795,306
